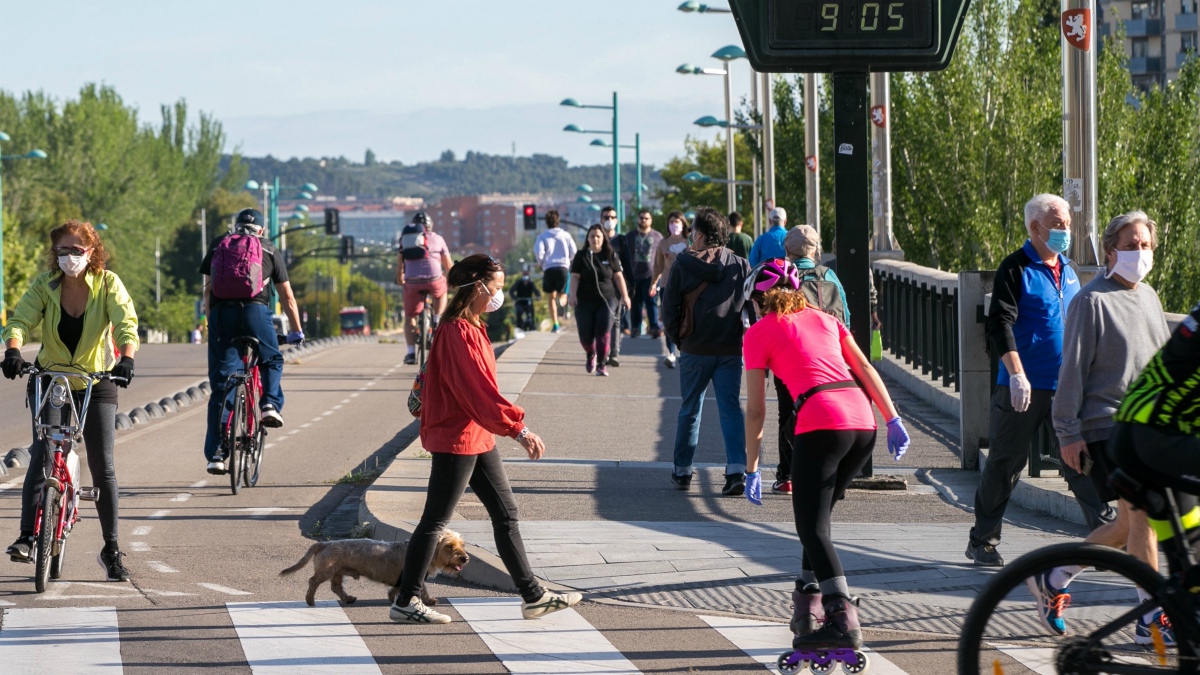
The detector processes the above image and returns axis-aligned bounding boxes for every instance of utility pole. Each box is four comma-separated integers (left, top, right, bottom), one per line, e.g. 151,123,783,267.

1062,0,1100,265
761,72,776,238
155,237,162,306
870,73,896,251
199,208,207,259
804,74,820,230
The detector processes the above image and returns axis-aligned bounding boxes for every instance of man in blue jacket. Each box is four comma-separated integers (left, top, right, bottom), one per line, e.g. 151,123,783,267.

967,194,1114,566
749,207,789,268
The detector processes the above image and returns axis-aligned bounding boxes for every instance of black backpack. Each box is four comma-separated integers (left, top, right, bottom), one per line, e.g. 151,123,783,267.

400,225,430,261
800,266,848,326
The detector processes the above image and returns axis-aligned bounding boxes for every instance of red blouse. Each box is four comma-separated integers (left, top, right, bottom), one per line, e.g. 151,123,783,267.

419,319,526,454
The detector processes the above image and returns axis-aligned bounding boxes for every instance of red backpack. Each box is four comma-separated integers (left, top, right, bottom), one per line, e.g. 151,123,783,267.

211,233,265,299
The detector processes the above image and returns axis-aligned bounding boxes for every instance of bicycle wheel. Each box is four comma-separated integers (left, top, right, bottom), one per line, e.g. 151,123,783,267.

418,305,429,369
35,486,60,593
958,542,1197,674
227,387,247,495
50,499,71,580
244,411,265,488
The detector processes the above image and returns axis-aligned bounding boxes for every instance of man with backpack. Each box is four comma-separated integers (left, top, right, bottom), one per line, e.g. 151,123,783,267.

399,211,452,365
200,208,303,475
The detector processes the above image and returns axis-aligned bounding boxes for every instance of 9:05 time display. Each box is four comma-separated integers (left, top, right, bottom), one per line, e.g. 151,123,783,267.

769,0,934,50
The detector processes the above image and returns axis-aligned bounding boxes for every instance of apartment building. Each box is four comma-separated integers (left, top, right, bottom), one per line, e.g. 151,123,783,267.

1101,0,1199,89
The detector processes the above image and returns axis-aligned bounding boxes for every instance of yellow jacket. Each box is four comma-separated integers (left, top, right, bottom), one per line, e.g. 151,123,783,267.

2,269,139,388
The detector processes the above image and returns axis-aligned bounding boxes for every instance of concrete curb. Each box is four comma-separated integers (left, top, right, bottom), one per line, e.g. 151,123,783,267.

359,332,570,595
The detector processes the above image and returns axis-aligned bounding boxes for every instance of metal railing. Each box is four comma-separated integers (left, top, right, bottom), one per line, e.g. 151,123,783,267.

872,259,960,391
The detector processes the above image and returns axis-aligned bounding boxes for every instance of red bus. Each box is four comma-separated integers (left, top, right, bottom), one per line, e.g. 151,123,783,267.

339,306,371,336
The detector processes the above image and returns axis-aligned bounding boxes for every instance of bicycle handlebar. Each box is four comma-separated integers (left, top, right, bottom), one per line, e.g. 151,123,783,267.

19,365,128,385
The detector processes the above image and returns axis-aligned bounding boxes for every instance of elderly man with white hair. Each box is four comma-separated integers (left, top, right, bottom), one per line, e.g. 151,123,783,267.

966,194,1115,566
1021,210,1173,641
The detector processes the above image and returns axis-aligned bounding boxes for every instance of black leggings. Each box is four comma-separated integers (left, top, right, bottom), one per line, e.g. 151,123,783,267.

774,375,794,481
21,389,120,544
791,428,876,581
575,300,614,362
399,447,543,604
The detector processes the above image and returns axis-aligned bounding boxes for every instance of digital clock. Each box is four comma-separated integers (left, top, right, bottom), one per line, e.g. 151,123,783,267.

728,0,971,73
770,0,933,50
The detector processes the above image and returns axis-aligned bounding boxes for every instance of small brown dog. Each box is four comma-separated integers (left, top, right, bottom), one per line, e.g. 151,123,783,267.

280,530,469,606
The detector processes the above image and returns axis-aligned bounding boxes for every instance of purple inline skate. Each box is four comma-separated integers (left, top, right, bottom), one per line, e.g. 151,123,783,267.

777,595,869,674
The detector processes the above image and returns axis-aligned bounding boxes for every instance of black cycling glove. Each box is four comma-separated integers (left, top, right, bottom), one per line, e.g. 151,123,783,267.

1,348,26,380
109,356,135,388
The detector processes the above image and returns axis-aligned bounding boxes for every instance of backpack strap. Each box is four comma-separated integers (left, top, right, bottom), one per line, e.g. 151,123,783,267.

793,380,858,414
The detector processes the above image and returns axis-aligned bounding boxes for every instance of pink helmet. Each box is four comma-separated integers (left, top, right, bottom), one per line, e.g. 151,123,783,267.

745,258,801,298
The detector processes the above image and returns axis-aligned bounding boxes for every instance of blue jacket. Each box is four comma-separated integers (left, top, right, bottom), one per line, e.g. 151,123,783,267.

749,225,787,268
986,240,1080,391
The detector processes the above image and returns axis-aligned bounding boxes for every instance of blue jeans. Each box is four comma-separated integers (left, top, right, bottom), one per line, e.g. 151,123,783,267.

672,353,746,476
631,278,658,337
204,303,284,461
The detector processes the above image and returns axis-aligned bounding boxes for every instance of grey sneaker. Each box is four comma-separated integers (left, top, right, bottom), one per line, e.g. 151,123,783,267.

390,596,451,624
522,590,583,619
966,542,1004,566
260,405,284,429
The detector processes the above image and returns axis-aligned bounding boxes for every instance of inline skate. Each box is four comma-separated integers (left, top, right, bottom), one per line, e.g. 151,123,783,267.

777,595,869,674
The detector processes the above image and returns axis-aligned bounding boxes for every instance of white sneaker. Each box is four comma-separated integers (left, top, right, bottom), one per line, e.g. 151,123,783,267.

521,590,583,619
665,354,677,369
260,405,283,428
206,460,226,475
390,597,451,624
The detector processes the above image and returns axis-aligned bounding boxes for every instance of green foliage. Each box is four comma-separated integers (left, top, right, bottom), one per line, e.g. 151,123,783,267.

655,135,756,227
139,289,199,343
0,84,245,336
236,152,661,202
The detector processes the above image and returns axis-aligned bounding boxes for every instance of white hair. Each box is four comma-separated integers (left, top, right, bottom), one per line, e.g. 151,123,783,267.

1024,194,1070,236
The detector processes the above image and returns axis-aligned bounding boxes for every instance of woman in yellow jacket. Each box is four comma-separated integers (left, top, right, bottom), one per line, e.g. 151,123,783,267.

1,220,138,582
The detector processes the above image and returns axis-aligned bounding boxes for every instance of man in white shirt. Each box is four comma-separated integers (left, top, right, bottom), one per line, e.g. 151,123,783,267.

534,210,577,333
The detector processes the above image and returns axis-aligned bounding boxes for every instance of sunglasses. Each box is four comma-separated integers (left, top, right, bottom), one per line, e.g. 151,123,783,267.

54,246,91,257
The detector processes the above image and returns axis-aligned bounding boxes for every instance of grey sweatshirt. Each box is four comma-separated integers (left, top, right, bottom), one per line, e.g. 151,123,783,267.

1052,274,1171,446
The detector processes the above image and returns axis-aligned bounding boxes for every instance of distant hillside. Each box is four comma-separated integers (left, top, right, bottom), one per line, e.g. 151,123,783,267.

224,151,663,200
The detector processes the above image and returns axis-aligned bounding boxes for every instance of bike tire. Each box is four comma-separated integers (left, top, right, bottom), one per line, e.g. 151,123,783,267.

35,487,60,593
49,531,67,580
245,412,265,488
957,542,1197,674
228,387,246,495
418,306,429,370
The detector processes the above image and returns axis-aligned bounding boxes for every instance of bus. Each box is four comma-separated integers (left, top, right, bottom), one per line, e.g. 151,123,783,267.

339,306,370,336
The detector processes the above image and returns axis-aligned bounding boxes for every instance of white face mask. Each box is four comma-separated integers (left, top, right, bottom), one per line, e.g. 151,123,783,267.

1107,249,1153,284
602,218,616,231
58,255,89,277
668,221,683,236
483,285,505,313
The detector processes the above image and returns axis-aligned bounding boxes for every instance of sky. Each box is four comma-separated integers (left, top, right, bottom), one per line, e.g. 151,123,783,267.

1,0,760,168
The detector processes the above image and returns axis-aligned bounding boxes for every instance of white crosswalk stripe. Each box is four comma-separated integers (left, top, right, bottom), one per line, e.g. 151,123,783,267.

449,597,642,674
988,642,1151,674
701,615,912,674
0,606,123,674
226,600,382,674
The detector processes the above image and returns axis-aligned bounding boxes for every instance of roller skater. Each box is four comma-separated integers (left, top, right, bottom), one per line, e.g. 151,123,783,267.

741,257,911,675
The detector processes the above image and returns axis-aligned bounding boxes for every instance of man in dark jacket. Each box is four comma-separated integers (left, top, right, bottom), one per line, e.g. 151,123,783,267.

966,193,1115,567
662,206,752,496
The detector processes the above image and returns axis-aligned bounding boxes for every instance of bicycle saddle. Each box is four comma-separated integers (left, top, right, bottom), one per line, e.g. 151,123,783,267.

232,337,260,348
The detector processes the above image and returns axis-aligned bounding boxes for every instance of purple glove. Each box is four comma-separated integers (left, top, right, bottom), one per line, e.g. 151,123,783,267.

286,331,305,345
886,417,910,461
745,470,762,506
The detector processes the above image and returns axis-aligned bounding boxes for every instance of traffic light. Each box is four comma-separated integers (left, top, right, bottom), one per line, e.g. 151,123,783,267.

523,204,537,230
338,236,354,264
325,207,341,235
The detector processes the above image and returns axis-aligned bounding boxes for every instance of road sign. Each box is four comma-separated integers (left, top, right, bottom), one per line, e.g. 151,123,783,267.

728,0,973,72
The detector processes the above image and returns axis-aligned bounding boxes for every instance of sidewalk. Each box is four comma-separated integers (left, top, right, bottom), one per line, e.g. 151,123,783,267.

362,330,1089,634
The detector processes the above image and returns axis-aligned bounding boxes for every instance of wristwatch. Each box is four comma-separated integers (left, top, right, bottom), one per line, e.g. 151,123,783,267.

515,427,531,441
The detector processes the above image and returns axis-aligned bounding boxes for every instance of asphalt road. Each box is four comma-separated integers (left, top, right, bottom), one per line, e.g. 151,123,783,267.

0,342,963,673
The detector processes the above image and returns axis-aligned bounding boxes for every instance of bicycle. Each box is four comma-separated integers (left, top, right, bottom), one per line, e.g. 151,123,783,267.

416,290,435,370
514,297,535,332
218,336,279,495
19,365,119,593
958,459,1200,673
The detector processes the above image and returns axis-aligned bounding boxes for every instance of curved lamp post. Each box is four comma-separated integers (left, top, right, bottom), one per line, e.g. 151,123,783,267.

0,133,48,325
244,178,319,312
677,0,731,12
562,93,621,223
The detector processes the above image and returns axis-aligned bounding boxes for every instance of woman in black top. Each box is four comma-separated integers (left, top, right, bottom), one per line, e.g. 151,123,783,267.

569,225,631,377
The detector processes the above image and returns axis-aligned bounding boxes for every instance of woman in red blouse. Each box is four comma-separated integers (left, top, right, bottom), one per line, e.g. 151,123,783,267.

390,254,583,624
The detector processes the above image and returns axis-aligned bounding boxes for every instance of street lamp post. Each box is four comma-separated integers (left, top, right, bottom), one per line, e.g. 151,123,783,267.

678,45,747,215
245,178,318,313
0,133,48,326
561,94,621,223
588,135,643,212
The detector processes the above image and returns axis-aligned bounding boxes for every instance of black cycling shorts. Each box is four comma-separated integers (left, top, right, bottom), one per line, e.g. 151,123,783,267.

1083,439,1118,504
543,267,568,294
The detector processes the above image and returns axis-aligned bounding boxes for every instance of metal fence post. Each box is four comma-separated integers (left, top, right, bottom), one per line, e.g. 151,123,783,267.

958,271,994,471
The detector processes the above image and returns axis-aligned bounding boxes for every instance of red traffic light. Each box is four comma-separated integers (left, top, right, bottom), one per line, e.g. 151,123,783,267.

524,205,535,217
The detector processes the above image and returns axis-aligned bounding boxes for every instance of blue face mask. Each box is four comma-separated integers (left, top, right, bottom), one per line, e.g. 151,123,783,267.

1042,228,1071,255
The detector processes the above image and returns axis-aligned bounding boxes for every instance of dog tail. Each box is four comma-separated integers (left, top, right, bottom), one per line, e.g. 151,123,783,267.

279,543,324,576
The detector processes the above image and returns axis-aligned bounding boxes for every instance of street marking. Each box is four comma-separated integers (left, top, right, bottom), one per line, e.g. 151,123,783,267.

227,507,296,518
274,436,288,443
0,606,122,673
198,583,252,596
449,597,641,674
190,480,208,489
146,561,179,574
289,429,302,435
226,600,382,673
0,600,13,606
149,510,171,519
145,589,195,597
131,526,152,536
39,581,142,600
700,615,910,674
366,381,377,387
301,423,312,428
129,542,151,552
340,399,351,405
0,480,20,492
323,410,334,416
350,392,360,398
357,387,367,392
170,493,191,502
988,643,1149,674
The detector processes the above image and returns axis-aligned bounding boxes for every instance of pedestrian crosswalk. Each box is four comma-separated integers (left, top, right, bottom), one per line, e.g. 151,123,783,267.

0,598,929,673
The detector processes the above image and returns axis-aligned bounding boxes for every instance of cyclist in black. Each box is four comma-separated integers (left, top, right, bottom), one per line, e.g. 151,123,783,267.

509,269,541,331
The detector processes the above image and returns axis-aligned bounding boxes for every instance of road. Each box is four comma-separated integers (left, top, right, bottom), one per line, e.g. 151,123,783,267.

0,339,1037,673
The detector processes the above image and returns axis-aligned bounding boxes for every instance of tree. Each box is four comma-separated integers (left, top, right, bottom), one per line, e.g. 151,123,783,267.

365,148,377,167
655,134,755,227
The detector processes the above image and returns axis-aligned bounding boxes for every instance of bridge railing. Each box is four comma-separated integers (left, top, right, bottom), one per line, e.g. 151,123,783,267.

872,259,960,392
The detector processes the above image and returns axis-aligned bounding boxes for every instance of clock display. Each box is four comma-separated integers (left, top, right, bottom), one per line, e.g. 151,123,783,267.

769,0,934,50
